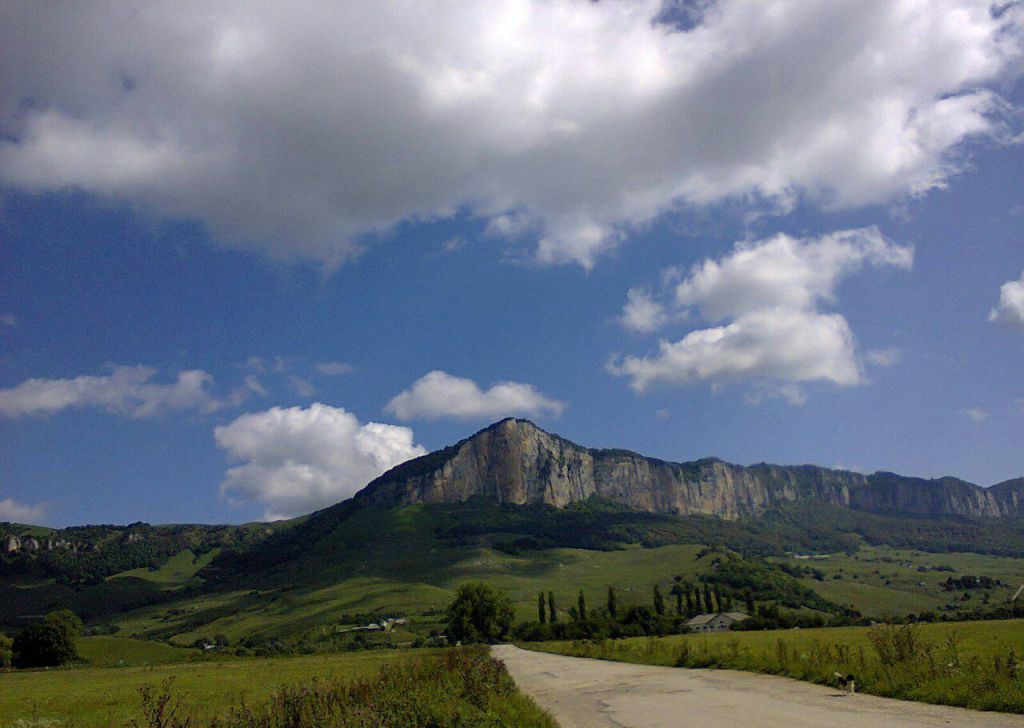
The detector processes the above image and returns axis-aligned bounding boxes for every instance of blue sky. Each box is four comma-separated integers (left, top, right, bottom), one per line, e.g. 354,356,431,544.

1,1,1022,526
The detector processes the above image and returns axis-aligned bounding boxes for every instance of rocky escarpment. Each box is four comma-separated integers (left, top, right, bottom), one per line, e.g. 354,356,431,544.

355,418,1024,520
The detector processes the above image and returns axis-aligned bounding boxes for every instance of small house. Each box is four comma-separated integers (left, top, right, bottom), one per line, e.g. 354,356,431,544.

685,611,749,633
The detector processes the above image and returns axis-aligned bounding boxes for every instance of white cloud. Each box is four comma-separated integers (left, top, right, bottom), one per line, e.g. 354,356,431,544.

989,271,1024,327
314,361,355,376
0,365,221,418
385,370,565,421
0,2,1018,268
0,314,16,327
620,288,670,333
0,497,46,524
865,348,902,367
744,381,808,407
610,227,912,396
214,403,426,519
965,406,988,423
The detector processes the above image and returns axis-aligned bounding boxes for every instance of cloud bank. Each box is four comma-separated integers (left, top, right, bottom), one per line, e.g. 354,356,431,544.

386,370,565,421
0,1,1019,267
610,227,913,398
214,403,426,519
0,365,221,418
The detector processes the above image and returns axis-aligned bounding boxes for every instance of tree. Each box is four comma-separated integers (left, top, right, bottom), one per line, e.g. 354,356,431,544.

446,582,514,644
548,591,558,623
577,590,587,622
607,586,617,620
653,584,665,616
685,591,695,617
744,590,755,615
538,591,547,624
0,633,12,668
703,583,715,613
13,610,82,668
670,584,684,616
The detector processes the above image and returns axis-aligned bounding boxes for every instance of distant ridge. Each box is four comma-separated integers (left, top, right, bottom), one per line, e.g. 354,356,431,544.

354,418,1024,519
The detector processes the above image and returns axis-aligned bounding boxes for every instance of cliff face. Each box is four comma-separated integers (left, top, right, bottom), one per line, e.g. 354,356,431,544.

355,419,1024,519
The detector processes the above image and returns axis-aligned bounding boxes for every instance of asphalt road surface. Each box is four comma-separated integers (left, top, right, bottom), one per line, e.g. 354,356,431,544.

492,645,1024,728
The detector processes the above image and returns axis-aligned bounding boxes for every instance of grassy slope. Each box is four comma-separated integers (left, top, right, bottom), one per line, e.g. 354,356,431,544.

6,504,1024,646
771,546,1024,617
94,503,1024,644
111,548,220,586
77,635,196,667
0,646,447,726
528,619,1024,712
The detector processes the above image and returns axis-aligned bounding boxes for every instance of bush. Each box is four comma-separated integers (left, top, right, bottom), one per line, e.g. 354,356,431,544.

446,582,514,644
12,609,82,668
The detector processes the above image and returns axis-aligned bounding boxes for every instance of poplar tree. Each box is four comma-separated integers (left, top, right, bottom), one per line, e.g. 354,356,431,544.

653,584,666,615
578,590,587,621
538,591,546,623
548,591,558,623
607,586,617,620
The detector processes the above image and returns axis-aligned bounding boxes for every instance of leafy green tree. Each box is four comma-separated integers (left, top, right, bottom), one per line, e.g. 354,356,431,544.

670,584,684,616
653,584,665,615
538,591,547,624
577,590,587,621
446,582,514,644
607,586,617,620
685,591,695,617
548,591,558,623
745,589,756,615
703,584,715,613
13,610,82,668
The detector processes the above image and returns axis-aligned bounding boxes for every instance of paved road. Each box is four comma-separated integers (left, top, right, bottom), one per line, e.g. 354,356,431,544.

492,645,1024,728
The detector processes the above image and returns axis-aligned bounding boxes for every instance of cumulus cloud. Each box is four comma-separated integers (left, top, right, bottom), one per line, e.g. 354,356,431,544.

0,314,16,327
989,271,1024,327
0,365,221,418
0,1,1019,267
0,497,46,524
609,227,912,397
385,370,565,421
214,403,426,519
620,288,670,333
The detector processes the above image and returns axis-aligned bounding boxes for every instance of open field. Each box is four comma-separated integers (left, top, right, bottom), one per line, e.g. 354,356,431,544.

528,618,1024,713
0,641,448,726
771,546,1024,617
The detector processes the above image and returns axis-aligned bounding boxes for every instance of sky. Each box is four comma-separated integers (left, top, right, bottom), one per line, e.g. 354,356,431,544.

1,0,1023,527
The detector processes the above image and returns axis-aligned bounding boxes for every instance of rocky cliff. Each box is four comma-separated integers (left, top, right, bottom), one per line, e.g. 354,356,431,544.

355,418,1024,519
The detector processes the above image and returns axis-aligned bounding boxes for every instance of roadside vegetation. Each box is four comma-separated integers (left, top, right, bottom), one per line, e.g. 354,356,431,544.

528,619,1024,713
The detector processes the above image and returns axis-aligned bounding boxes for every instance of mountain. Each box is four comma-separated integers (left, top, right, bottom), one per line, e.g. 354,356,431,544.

355,418,1024,519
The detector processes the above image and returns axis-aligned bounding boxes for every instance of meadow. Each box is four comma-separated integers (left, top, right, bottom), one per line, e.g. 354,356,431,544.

528,618,1024,713
0,638,446,726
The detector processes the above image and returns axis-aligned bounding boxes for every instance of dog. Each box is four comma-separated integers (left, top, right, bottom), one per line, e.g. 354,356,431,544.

834,672,856,695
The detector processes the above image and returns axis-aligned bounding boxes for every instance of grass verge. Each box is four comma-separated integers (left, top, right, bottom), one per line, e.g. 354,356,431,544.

526,618,1024,713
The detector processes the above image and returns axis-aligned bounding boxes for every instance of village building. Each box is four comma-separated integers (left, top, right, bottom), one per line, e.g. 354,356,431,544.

685,612,749,633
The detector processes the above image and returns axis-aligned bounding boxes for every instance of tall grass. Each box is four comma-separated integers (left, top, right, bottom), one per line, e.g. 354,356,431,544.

533,622,1024,713
127,649,555,728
